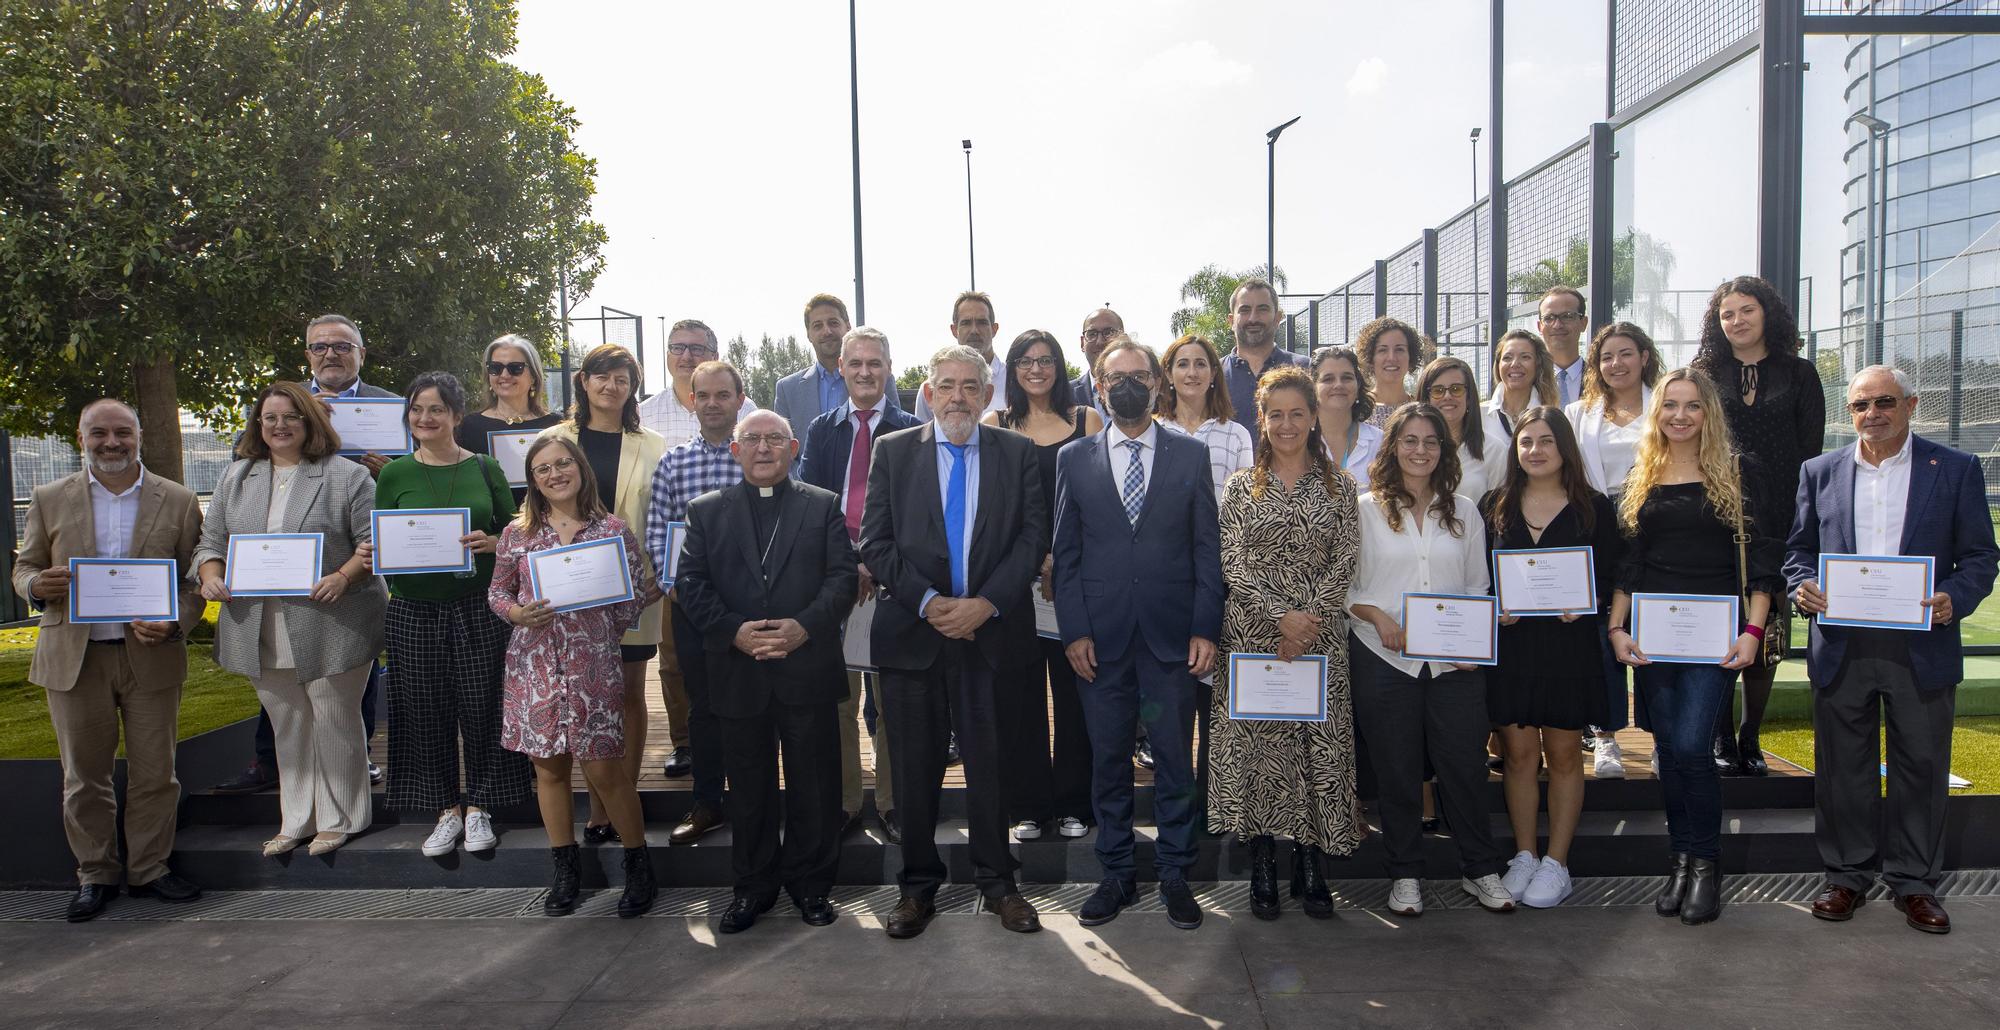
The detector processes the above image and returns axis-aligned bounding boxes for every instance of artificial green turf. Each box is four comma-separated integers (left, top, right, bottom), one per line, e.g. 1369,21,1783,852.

1758,715,2000,795
0,621,260,760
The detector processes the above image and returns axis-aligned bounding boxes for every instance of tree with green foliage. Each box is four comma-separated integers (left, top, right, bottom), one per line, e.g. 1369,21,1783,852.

724,334,812,410
0,0,605,482
1505,231,1683,339
1170,264,1288,355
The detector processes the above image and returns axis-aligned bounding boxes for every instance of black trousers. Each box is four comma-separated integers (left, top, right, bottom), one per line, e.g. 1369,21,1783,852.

670,602,727,808
1000,638,1093,824
719,695,842,902
1815,631,1957,897
880,640,1017,900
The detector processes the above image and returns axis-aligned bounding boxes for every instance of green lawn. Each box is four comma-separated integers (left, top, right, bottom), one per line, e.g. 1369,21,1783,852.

0,614,261,760
1759,716,2000,795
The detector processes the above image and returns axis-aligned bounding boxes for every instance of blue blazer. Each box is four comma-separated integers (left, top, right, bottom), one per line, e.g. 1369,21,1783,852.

775,366,900,442
1051,427,1224,664
798,404,923,495
1785,435,1998,689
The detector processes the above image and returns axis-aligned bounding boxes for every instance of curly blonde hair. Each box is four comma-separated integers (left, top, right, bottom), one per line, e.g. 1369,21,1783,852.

1618,368,1745,534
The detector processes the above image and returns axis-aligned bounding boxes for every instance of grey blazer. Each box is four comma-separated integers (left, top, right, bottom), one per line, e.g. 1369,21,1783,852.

773,364,899,439
193,456,386,682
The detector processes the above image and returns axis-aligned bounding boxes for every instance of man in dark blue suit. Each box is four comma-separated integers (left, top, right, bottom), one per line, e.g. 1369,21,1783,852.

1787,365,1997,935
799,326,921,841
1052,335,1224,930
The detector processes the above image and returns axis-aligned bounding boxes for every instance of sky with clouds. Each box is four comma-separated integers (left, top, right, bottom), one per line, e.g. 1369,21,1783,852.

512,0,1610,392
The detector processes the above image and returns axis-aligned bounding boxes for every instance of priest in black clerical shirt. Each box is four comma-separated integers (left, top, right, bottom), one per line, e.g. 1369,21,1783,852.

675,410,860,933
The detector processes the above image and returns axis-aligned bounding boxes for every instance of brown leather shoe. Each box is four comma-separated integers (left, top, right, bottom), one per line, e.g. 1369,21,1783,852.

1894,893,1951,934
669,804,725,845
1811,884,1864,921
983,892,1042,934
884,895,935,939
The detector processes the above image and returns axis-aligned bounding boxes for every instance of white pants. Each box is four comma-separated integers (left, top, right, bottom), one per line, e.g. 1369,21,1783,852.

256,664,374,839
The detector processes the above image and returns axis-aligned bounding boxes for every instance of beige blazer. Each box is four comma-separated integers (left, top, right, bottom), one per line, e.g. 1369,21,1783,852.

11,469,206,692
539,420,668,646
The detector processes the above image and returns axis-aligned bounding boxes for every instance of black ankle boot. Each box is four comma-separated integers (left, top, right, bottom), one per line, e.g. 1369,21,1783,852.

1712,728,1744,776
545,844,582,916
617,845,656,919
1249,836,1280,921
1738,729,1769,776
1655,852,1691,917
1294,844,1333,919
1680,857,1723,925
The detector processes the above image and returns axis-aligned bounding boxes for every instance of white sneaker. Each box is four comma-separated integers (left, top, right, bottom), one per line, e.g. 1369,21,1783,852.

1388,878,1424,915
1012,820,1043,841
422,812,463,857
1501,850,1538,901
1462,873,1517,912
1595,738,1627,779
1522,856,1572,908
463,810,497,852
1056,816,1088,838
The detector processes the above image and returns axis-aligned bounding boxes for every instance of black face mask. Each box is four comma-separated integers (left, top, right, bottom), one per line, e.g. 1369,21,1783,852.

1107,378,1153,420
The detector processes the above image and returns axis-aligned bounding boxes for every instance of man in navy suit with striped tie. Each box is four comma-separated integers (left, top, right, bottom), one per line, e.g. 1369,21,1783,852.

1052,335,1224,931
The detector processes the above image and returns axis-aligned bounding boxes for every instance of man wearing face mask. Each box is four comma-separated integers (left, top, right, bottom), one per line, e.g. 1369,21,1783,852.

1051,335,1224,930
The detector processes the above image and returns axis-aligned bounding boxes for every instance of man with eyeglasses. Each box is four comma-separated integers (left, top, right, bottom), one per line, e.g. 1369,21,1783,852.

913,292,1008,420
1220,278,1307,440
773,294,899,441
1069,307,1123,414
1787,365,1996,935
1537,287,1590,406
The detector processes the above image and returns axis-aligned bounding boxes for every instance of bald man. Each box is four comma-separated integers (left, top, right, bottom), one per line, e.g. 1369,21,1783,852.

1069,307,1122,413
14,399,207,921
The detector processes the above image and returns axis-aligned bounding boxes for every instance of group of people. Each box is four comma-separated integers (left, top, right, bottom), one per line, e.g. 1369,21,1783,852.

17,278,1993,939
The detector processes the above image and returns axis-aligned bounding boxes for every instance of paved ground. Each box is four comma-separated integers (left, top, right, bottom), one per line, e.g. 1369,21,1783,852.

0,886,1993,1029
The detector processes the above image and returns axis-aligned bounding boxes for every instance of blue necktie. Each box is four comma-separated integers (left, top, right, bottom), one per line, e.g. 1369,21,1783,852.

1122,439,1146,525
943,440,969,596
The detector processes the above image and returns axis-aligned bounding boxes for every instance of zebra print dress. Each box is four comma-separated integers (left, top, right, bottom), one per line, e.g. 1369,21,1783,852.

1206,464,1364,853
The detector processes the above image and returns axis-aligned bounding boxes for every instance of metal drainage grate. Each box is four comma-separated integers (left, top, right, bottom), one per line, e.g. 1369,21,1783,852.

4,870,1997,922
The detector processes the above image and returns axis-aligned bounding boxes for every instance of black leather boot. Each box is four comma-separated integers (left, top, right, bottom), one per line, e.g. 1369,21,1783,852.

1738,729,1769,776
545,844,582,916
1655,852,1691,917
1680,857,1723,925
617,845,656,918
1249,836,1281,921
1294,844,1333,919
1712,727,1744,776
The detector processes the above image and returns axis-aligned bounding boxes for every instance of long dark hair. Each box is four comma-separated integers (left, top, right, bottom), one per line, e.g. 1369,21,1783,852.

1416,355,1488,460
1248,366,1336,501
1486,406,1599,540
570,343,643,433
1693,275,1801,371
1366,403,1464,536
998,329,1075,429
1580,321,1664,410
1154,333,1234,423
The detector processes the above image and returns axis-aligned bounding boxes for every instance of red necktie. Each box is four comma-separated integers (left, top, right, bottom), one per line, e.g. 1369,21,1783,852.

845,409,875,540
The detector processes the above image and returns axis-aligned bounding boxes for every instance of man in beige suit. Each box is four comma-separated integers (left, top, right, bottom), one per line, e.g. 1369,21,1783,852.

13,399,207,921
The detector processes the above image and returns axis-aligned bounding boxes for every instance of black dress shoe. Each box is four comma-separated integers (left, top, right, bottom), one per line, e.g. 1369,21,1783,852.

983,892,1041,933
1738,731,1769,776
1713,728,1744,776
1133,738,1155,770
718,893,775,934
65,883,115,923
885,895,936,939
945,733,962,766
662,746,693,778
796,896,837,927
210,762,277,795
582,823,621,846
881,809,902,846
1079,877,1136,926
128,873,202,903
1159,878,1203,930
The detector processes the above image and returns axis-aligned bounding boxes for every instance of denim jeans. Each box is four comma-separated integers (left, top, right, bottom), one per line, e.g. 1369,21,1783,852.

1636,662,1739,860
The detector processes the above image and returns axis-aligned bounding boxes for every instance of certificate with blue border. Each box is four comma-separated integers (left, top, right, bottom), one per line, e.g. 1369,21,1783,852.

370,508,474,576
1399,592,1499,665
659,522,687,588
1227,653,1329,721
1631,593,1739,664
1818,553,1935,631
224,533,324,597
486,429,540,488
327,397,413,456
1492,545,1597,616
526,536,636,614
67,557,178,624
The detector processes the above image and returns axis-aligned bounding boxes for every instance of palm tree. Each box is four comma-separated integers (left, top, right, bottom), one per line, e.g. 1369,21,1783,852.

1169,263,1288,355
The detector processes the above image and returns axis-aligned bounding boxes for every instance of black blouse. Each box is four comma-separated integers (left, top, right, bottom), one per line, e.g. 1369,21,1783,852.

1483,490,1623,617
1701,351,1824,517
577,426,623,513
457,410,562,455
1615,477,1784,600
1483,490,1622,688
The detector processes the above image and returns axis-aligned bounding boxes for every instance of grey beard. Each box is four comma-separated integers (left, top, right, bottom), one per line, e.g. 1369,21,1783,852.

91,453,136,475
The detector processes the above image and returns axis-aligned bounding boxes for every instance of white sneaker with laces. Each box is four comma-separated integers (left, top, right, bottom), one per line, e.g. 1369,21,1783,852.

464,810,497,852
1522,856,1572,908
1388,878,1424,915
1595,738,1627,779
1012,819,1043,841
1501,849,1538,901
1462,873,1518,912
1056,816,1088,838
422,812,464,857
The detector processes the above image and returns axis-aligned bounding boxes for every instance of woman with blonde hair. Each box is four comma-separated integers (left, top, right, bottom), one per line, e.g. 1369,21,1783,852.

1607,368,1782,925
460,334,564,502
1155,333,1253,501
1483,329,1560,432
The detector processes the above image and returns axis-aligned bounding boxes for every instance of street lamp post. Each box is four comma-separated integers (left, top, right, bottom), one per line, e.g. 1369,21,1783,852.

1266,116,1301,282
849,0,865,322
962,138,976,290
1846,112,1892,364
1469,127,1482,347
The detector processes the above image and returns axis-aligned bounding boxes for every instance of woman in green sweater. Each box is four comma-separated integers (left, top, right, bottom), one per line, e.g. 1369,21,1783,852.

377,371,531,856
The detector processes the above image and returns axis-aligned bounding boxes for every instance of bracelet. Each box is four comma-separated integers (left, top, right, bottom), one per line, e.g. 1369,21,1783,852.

1741,622,1765,641
1606,626,1629,638
335,568,351,584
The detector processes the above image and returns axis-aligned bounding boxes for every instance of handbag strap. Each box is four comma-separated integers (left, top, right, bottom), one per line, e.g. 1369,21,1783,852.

1729,455,1752,602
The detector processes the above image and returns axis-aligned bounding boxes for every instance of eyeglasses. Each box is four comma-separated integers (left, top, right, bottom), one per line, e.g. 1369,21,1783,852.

259,413,305,427
1082,328,1120,341
307,342,358,355
487,361,529,377
530,456,579,478
1848,395,1903,413
1538,312,1585,325
735,432,792,449
667,343,715,356
1101,371,1156,389
1426,383,1468,399
1012,356,1058,370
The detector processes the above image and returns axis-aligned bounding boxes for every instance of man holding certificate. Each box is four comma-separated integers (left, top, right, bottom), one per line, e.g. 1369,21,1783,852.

13,399,206,921
1787,366,1998,934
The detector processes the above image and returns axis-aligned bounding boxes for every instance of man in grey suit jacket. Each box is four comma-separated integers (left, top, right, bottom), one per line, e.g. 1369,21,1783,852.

773,294,898,439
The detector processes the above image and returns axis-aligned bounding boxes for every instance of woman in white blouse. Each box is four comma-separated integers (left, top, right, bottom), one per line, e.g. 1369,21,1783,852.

1347,404,1515,916
1311,347,1383,488
1561,321,1663,776
1482,329,1559,434
1156,333,1255,501
1416,356,1509,502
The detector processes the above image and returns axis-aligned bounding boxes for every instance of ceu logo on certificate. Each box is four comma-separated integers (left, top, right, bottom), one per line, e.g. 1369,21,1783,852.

1818,553,1935,631
1400,592,1498,666
1227,653,1328,722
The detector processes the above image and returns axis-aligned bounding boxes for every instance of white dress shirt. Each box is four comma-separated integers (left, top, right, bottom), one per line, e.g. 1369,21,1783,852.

1323,422,1385,490
1455,408,1512,502
1104,421,1159,503
1349,490,1491,677
1854,433,1915,557
86,467,144,641
636,387,757,449
1565,387,1651,497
